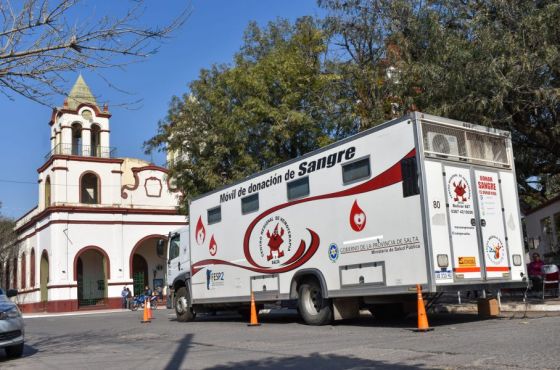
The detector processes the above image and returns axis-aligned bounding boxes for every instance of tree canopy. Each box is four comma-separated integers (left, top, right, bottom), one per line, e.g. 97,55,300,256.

148,1,560,211
145,17,357,210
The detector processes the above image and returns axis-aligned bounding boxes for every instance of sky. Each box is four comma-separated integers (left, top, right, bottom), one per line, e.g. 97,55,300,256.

0,0,326,219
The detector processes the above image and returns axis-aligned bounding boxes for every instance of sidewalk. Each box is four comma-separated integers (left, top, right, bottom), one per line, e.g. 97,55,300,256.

436,293,560,313
23,305,167,319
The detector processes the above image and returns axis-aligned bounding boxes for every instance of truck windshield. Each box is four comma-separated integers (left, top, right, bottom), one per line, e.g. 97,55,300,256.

169,234,180,260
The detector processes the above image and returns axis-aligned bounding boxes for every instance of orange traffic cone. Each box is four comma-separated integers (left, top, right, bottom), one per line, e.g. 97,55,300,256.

414,284,433,332
147,297,154,320
247,291,260,327
141,299,151,324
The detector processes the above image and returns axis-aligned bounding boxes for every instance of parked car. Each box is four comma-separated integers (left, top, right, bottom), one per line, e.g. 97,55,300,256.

0,288,24,358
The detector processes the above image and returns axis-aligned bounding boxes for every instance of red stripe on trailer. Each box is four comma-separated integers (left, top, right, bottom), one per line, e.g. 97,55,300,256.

454,267,481,273
486,266,510,272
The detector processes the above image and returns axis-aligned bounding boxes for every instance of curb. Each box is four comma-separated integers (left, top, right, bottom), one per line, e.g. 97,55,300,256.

437,303,560,313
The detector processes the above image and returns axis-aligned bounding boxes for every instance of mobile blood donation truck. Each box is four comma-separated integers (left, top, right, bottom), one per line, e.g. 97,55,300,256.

161,112,527,325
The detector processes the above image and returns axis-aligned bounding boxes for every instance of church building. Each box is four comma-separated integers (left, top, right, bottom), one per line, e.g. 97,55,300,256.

8,76,187,312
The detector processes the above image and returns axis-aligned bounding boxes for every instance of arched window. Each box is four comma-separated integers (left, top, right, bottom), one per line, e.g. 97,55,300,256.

71,122,82,155
81,172,100,204
45,176,52,207
30,248,36,287
21,253,26,289
12,257,17,289
91,124,101,156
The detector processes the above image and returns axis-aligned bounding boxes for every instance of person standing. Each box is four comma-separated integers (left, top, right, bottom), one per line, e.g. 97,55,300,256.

528,253,544,291
126,287,132,309
121,286,128,309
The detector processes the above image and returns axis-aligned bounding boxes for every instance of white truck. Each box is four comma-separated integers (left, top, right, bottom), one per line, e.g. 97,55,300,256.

159,112,527,325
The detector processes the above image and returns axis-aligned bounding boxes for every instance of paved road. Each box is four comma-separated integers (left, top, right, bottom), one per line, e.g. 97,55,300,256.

2,309,559,369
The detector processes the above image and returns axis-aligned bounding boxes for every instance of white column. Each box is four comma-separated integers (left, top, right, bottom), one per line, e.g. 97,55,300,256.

100,130,110,157
61,126,72,155
81,128,91,156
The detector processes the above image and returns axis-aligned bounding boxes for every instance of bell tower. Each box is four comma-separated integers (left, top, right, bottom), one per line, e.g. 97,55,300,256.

49,75,112,158
39,75,115,211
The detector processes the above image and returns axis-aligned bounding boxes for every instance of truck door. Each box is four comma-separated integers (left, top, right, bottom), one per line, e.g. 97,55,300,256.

473,170,510,279
444,165,483,280
167,232,181,285
444,165,510,281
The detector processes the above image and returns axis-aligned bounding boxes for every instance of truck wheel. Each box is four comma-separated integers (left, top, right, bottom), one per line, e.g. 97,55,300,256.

5,342,24,358
175,287,196,322
298,279,332,325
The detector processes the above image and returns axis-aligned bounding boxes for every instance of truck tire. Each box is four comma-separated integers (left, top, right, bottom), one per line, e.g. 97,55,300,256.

5,342,24,358
298,279,332,325
175,287,196,322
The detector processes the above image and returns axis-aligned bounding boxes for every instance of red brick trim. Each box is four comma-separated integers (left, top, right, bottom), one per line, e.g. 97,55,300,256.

38,155,123,173
48,284,78,289
49,104,111,126
15,211,186,239
73,245,110,280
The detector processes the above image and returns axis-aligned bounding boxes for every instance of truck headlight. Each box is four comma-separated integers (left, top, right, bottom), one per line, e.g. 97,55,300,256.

437,254,449,268
0,306,22,319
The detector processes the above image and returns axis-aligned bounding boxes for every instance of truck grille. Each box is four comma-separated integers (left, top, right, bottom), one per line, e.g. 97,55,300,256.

0,330,22,341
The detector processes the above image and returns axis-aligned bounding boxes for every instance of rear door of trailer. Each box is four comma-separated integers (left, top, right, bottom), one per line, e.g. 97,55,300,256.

420,115,525,286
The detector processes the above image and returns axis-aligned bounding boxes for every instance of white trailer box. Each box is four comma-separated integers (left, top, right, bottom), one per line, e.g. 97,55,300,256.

165,113,526,325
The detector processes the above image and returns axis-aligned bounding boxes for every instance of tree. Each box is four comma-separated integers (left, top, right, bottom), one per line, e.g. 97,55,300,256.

0,202,17,288
0,0,189,105
146,17,357,209
319,0,560,210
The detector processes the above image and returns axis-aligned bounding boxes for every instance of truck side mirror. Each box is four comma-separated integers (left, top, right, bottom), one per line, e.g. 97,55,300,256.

6,289,18,298
156,239,165,257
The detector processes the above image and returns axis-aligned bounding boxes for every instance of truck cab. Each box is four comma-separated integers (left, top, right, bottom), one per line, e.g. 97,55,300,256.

164,226,191,291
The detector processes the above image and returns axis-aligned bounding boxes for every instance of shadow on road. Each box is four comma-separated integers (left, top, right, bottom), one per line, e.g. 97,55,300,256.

206,352,437,370
164,333,193,370
0,344,39,362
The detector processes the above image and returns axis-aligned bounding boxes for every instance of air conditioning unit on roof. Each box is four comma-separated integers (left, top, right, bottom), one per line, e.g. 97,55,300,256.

426,132,460,157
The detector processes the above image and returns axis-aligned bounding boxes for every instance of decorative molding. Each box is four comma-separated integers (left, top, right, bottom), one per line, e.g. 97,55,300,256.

16,216,187,243
111,170,123,174
49,103,111,126
145,177,162,198
38,155,123,173
52,167,69,172
121,165,179,199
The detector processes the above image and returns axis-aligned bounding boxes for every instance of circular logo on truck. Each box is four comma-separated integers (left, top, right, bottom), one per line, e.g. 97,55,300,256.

485,235,505,264
447,174,471,203
258,216,292,265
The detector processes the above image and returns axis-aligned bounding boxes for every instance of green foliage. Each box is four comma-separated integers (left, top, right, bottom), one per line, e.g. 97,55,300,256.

319,0,560,211
149,2,559,212
146,17,357,210
0,203,17,285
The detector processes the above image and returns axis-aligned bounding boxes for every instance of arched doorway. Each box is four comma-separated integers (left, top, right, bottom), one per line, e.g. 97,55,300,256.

130,235,167,297
75,247,109,307
40,251,49,303
132,254,148,297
